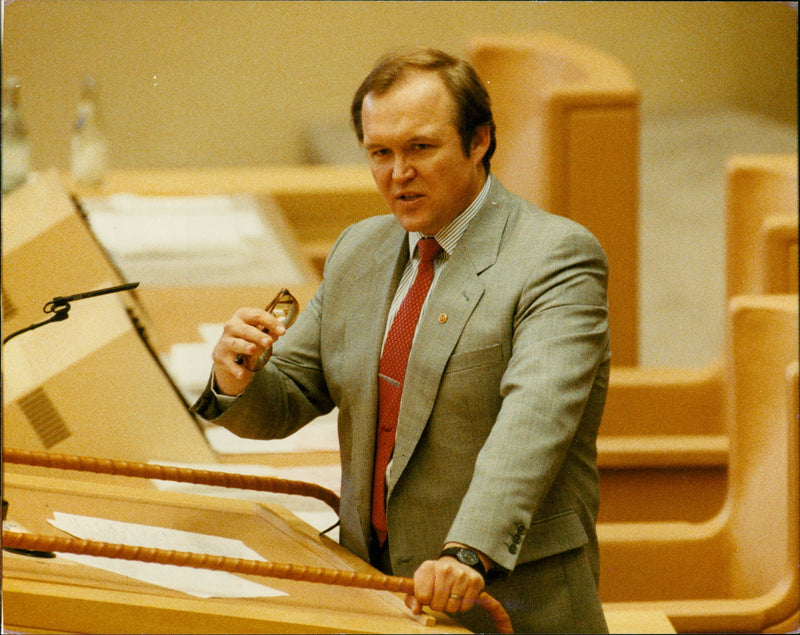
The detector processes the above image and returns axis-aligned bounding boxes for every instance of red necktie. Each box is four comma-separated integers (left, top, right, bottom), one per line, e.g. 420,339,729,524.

371,237,442,546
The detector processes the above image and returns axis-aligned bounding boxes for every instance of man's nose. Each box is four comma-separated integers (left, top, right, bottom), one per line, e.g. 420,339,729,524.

391,156,415,181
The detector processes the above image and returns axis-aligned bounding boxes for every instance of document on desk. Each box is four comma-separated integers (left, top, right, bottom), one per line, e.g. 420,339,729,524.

204,411,340,453
48,512,287,599
80,193,308,286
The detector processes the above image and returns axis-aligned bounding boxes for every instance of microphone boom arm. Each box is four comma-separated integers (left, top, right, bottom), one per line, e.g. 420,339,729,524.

3,281,139,345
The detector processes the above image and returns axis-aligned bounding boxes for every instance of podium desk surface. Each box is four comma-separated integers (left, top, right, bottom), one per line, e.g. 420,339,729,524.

2,470,467,634
2,470,675,634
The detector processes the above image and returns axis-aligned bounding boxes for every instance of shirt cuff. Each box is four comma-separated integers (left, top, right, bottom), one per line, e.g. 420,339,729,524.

210,373,243,410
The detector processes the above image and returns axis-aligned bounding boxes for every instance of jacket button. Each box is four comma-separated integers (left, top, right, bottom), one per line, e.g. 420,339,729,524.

508,544,518,554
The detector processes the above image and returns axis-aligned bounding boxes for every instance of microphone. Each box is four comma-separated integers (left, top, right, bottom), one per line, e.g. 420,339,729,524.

2,280,140,559
2,281,140,345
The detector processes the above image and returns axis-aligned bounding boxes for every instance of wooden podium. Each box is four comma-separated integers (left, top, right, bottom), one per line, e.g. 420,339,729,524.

1,170,130,339
1,470,468,634
2,291,217,475
2,470,675,634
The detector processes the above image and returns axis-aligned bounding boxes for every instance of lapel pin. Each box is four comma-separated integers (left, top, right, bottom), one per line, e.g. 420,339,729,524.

438,313,448,323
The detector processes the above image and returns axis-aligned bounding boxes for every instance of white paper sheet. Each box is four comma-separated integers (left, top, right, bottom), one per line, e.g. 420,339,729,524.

204,411,340,454
163,341,217,398
80,193,307,286
47,512,287,599
147,462,342,540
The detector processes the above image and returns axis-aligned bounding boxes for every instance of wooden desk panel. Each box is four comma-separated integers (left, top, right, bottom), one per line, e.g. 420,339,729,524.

2,471,674,633
2,470,466,634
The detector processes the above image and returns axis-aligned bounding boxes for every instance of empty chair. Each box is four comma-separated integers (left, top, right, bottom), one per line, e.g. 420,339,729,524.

759,213,798,295
466,32,640,365
598,295,799,633
597,153,798,522
725,153,798,297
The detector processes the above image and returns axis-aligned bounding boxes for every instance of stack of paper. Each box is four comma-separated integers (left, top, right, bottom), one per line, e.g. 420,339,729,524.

81,193,307,286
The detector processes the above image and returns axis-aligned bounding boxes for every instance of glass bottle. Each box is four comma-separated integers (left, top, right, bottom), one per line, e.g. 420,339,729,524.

2,76,31,194
71,76,109,186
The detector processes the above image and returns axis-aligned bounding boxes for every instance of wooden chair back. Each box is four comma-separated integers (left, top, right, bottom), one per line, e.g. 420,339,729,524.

726,295,799,600
598,294,799,633
725,153,798,298
466,32,640,365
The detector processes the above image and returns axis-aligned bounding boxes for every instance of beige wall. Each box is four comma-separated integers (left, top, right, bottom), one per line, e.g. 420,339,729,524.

2,0,796,171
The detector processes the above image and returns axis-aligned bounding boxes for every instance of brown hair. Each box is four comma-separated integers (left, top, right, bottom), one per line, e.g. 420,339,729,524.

351,47,496,172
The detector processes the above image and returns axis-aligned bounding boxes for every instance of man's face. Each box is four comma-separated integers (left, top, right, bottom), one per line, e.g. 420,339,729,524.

360,71,490,236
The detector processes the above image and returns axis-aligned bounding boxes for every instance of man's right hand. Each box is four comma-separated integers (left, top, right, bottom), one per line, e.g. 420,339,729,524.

211,307,287,396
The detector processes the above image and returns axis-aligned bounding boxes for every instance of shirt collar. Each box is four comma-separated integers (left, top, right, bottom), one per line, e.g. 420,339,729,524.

407,174,493,258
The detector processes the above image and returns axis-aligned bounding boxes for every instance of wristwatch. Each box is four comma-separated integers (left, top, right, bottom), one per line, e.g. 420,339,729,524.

439,546,487,578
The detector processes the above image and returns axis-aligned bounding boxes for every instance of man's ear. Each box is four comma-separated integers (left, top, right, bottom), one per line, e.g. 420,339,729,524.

470,125,492,165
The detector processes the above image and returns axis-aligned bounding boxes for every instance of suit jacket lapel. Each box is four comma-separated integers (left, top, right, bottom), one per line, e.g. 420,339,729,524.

388,185,511,494
344,222,408,534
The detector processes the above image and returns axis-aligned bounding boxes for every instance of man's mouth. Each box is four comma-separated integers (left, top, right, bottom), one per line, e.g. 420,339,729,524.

397,193,423,202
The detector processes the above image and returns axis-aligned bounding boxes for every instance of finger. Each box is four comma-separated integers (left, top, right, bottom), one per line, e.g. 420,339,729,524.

239,306,287,337
404,593,422,615
430,560,484,613
226,320,277,350
458,575,485,612
225,308,280,342
412,560,436,607
212,334,258,370
428,565,464,612
211,334,268,390
216,315,278,364
445,591,464,613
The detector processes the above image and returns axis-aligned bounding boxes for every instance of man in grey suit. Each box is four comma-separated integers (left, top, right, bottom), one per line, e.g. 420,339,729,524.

193,48,610,633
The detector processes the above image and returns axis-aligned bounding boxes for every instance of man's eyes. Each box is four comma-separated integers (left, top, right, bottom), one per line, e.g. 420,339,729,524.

369,148,390,159
368,144,434,159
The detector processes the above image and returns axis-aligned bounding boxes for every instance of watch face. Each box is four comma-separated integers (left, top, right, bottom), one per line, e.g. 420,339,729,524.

457,548,480,566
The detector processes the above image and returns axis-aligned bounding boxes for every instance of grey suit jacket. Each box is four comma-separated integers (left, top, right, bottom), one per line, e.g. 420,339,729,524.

194,178,610,632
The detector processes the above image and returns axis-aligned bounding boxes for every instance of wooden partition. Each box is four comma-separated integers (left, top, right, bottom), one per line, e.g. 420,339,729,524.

599,295,799,633
66,165,383,280
2,292,217,479
466,32,640,366
596,359,728,522
759,214,799,294
2,171,218,479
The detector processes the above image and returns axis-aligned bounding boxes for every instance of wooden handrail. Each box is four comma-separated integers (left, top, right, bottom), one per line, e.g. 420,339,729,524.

2,447,340,513
3,530,513,633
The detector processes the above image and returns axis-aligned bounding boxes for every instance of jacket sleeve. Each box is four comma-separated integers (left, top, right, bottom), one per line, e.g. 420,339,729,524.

445,225,610,572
